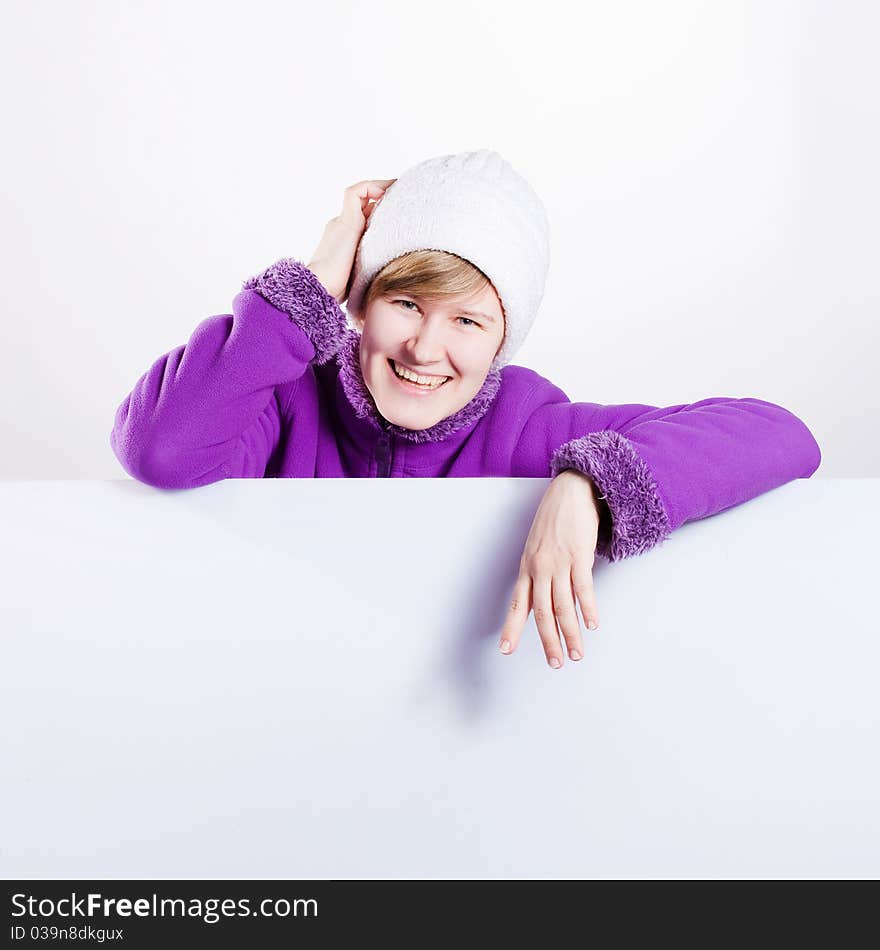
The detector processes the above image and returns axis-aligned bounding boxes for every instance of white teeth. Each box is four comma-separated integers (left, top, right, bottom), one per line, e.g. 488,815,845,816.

391,360,449,388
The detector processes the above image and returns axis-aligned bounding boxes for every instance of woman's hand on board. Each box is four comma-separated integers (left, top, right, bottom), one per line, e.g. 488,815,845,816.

498,469,602,668
306,178,397,303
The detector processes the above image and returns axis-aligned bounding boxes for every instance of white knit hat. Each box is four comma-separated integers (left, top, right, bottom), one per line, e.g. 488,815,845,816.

344,149,551,372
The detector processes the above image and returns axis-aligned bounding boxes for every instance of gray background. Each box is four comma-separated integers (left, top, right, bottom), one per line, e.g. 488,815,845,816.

0,0,876,478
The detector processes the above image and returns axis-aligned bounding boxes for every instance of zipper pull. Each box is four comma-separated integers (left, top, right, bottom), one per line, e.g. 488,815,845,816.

375,430,392,477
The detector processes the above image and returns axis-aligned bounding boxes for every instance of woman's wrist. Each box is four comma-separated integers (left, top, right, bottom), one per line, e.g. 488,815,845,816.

305,261,337,301
557,468,602,518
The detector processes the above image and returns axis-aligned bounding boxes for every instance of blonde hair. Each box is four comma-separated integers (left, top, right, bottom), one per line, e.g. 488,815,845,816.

364,250,507,340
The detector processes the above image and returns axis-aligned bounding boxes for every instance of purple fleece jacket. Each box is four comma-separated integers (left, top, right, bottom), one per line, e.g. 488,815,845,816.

110,258,822,561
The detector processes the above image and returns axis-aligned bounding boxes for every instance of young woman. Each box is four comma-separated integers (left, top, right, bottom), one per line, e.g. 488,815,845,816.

110,150,822,670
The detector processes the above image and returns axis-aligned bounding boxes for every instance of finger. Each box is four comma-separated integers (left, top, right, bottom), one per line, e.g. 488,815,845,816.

340,181,391,227
365,178,397,221
347,178,394,198
498,573,531,655
532,570,564,669
365,179,396,217
553,570,584,661
347,179,396,207
572,554,600,632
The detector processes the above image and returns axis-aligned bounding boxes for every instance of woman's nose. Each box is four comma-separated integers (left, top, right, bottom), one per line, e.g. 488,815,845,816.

406,320,446,361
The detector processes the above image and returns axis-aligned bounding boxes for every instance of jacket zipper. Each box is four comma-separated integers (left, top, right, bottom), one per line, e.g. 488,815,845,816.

375,429,393,477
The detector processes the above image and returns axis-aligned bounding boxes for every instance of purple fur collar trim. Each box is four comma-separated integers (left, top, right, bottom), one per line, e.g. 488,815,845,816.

336,329,502,444
550,430,673,561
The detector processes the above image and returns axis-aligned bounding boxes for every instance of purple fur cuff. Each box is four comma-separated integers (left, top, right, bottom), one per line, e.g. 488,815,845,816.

242,258,348,365
550,431,673,561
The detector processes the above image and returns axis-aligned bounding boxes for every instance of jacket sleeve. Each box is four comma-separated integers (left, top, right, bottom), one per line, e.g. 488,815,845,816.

109,258,348,489
511,391,822,561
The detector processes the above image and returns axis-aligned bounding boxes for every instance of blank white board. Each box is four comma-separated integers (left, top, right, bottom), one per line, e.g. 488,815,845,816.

0,477,876,879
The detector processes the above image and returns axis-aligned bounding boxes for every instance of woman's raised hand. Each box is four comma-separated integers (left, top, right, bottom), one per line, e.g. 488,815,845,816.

498,469,603,668
306,178,397,303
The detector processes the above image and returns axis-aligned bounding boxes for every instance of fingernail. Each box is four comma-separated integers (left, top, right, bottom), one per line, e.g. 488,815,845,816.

570,650,582,661
500,639,511,654
549,657,561,669
588,621,598,631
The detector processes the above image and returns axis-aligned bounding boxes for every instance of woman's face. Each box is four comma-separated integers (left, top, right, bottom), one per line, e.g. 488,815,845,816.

356,284,506,430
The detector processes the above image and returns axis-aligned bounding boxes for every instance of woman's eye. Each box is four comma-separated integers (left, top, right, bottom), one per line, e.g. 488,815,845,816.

393,300,479,328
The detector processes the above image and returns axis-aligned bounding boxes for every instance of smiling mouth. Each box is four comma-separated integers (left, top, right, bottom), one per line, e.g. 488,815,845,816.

387,359,452,389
